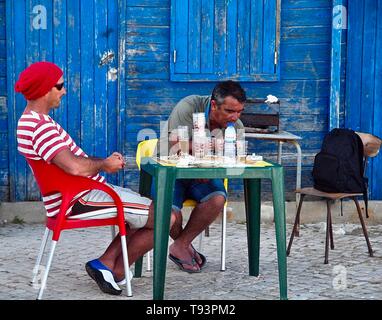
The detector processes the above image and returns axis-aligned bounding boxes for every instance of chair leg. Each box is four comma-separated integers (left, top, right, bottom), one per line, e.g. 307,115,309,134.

353,197,373,257
295,210,301,237
204,226,210,237
146,250,152,272
328,201,334,250
120,235,132,297
287,194,305,256
31,227,50,284
198,230,204,252
324,200,332,264
220,206,227,271
37,240,57,300
197,226,210,262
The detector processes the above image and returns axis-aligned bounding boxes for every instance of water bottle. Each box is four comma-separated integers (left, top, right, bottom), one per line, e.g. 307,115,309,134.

224,122,236,162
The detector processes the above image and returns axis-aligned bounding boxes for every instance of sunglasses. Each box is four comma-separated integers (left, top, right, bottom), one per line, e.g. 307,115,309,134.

54,82,65,91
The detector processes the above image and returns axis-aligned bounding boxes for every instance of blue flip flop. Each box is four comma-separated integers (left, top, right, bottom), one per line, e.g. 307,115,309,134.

169,254,201,273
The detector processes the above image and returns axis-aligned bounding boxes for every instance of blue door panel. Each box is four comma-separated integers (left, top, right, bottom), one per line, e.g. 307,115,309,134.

6,0,120,201
346,0,382,199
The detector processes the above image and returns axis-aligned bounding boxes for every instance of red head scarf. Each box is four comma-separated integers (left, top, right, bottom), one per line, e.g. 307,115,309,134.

14,62,63,100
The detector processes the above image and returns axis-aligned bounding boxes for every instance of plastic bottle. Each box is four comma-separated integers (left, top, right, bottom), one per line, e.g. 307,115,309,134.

224,122,236,162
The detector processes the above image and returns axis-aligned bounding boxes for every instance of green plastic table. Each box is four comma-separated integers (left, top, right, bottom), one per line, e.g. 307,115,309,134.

137,158,287,300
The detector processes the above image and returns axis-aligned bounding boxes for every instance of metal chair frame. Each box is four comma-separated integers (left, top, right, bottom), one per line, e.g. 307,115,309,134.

28,159,132,299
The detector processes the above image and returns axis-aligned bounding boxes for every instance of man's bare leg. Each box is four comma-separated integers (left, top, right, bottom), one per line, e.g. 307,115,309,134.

98,204,176,278
169,211,203,266
113,210,177,279
169,212,183,239
169,195,225,271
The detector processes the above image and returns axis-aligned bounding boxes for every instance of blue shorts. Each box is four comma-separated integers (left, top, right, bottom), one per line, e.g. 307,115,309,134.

150,179,227,212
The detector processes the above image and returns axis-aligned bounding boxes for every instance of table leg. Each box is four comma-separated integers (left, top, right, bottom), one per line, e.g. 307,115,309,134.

139,168,153,197
271,166,288,300
277,141,283,164
153,167,176,300
290,140,302,206
290,140,302,236
243,178,261,276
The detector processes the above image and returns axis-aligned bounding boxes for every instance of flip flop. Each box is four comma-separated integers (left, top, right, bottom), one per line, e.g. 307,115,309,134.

168,254,201,273
191,245,207,270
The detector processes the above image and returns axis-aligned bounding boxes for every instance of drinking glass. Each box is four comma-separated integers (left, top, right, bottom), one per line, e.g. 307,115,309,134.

236,139,248,162
178,126,189,156
192,113,205,131
214,137,224,157
193,134,206,159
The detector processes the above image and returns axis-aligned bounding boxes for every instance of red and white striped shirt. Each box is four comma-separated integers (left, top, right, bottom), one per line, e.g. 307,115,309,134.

17,110,105,217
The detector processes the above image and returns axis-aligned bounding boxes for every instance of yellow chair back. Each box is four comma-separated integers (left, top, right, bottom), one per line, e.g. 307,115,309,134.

136,139,158,169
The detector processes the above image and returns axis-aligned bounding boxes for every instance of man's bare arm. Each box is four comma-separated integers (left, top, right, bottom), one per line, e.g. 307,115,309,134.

52,149,124,176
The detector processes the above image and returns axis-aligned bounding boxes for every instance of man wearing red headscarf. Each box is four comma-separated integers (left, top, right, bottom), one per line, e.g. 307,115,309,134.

15,61,176,296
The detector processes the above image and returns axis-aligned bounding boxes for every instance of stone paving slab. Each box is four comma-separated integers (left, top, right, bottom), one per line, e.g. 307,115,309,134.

0,221,381,300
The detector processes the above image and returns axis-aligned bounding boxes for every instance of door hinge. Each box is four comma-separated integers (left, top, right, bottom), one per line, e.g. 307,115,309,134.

173,50,177,64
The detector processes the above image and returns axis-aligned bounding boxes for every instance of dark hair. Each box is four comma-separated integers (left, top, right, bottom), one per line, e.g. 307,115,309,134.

211,80,246,105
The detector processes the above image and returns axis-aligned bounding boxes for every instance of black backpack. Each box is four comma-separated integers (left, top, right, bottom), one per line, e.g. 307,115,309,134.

312,128,368,211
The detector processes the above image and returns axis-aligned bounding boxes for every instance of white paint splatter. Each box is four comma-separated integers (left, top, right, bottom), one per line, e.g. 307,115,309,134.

265,95,279,104
108,68,118,82
99,50,115,66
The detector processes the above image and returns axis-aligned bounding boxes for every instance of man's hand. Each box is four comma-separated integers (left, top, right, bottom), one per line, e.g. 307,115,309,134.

52,149,125,176
102,152,125,173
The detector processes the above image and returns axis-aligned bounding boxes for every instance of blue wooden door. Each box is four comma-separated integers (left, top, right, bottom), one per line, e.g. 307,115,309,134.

345,0,382,199
6,0,123,201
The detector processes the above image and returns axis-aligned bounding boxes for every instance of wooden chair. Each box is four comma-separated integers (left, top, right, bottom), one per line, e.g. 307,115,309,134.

287,187,373,264
287,132,381,264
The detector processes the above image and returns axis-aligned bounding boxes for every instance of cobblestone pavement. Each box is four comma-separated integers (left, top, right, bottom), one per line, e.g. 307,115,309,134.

0,221,381,300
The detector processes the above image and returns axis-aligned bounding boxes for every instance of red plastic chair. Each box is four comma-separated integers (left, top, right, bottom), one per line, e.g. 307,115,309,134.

27,159,132,299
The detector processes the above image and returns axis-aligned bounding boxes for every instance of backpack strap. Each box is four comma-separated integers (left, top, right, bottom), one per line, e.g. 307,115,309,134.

354,132,369,217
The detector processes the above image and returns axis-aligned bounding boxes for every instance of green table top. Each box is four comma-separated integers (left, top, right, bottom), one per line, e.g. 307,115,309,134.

140,157,282,180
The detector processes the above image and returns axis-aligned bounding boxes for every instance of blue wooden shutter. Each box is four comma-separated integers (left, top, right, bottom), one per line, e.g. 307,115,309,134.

170,0,280,82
